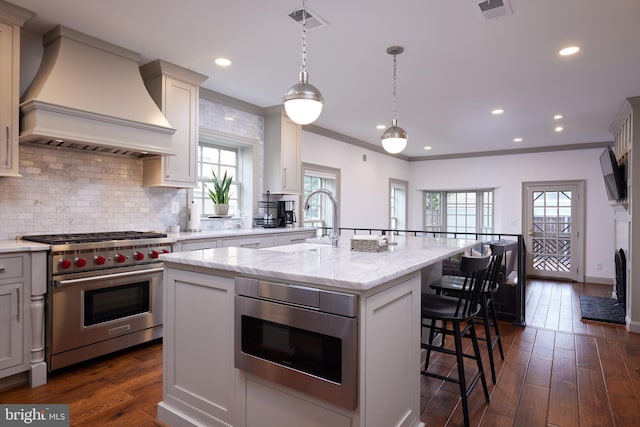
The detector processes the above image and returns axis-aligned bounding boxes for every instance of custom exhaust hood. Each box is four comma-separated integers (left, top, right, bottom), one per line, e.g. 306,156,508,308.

20,25,176,157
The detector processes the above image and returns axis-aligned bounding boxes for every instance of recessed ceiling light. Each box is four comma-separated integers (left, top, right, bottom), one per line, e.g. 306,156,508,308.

224,116,234,121
559,46,580,56
491,108,504,115
554,114,563,120
424,146,432,150
513,137,523,142
555,126,564,132
376,124,386,130
215,57,232,66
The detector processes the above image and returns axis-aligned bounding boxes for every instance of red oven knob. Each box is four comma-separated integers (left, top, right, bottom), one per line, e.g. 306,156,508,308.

115,253,127,263
134,251,145,261
150,250,160,259
161,249,170,254
59,258,72,269
75,257,87,267
94,255,106,265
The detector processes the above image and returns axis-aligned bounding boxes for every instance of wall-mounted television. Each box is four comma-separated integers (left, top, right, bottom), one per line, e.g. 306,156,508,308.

599,146,626,201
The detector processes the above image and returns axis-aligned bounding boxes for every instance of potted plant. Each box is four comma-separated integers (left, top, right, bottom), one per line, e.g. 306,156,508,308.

207,170,233,216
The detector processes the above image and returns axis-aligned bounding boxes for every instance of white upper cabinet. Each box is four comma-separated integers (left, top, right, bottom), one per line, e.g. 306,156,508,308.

264,107,302,194
140,60,207,188
0,2,33,177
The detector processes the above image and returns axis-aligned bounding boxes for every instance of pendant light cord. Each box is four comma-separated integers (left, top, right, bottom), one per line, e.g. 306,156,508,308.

392,53,398,121
301,0,308,73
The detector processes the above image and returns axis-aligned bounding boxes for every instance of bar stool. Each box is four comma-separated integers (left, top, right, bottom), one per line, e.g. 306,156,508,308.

429,243,506,384
421,255,491,427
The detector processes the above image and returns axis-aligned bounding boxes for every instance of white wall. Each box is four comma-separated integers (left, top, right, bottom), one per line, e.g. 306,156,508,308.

301,131,410,230
412,149,616,282
303,130,616,283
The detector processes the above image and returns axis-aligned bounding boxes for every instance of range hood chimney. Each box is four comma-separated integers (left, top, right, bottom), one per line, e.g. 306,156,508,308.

20,25,176,157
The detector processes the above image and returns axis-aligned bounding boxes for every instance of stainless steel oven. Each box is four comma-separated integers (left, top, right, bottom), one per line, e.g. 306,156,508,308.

234,277,359,409
22,231,171,371
50,264,163,370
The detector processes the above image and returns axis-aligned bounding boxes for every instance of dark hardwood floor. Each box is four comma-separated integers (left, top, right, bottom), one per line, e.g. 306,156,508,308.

2,279,639,426
420,279,640,427
0,341,162,426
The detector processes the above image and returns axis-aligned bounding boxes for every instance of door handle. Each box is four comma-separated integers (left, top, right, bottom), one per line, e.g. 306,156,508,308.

528,229,533,236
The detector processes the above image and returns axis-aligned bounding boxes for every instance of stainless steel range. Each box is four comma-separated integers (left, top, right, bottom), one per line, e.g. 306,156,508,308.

22,231,172,371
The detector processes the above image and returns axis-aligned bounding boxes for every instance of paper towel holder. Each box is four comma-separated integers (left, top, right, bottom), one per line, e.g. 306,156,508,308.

187,200,202,232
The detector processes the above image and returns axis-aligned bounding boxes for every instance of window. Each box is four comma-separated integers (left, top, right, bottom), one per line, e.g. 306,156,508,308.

423,190,493,235
302,163,340,229
389,179,408,230
194,143,238,216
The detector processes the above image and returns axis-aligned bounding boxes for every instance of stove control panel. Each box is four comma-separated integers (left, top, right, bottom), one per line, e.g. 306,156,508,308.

52,244,171,274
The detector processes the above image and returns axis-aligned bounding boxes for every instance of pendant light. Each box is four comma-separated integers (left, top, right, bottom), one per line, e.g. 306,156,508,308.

381,46,408,154
283,0,324,125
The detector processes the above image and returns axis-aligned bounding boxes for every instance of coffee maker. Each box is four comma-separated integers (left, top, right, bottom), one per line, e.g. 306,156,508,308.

277,201,296,227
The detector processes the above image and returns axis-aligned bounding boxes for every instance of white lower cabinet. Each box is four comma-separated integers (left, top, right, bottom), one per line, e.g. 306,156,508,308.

0,251,47,387
0,281,23,371
176,238,218,252
221,235,274,249
244,378,352,427
274,229,316,246
174,230,316,253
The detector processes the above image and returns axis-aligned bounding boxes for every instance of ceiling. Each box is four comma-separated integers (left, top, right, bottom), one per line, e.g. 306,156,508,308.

10,0,640,159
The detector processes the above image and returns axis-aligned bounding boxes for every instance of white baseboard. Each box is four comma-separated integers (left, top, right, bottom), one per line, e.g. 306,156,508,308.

583,276,614,286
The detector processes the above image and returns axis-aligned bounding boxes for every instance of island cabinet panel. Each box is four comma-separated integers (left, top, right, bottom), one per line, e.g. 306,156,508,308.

362,273,422,427
244,378,352,427
160,268,237,427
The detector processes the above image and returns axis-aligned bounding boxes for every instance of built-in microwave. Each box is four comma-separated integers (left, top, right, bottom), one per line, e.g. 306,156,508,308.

234,277,359,410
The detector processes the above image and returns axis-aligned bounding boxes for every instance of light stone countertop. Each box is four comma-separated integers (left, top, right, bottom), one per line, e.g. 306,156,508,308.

0,240,50,254
0,228,313,253
161,235,479,291
167,227,315,241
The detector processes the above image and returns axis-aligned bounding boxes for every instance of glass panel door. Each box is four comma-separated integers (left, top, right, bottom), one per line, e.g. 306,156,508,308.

524,181,584,281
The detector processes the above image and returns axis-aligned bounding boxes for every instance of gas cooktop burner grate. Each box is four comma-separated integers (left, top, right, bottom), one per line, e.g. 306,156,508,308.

22,231,168,245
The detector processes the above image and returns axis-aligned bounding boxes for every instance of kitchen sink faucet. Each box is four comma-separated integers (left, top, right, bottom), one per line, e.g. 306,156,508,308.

304,189,339,247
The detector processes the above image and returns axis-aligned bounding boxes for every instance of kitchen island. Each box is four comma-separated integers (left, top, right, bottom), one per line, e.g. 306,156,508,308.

158,234,478,427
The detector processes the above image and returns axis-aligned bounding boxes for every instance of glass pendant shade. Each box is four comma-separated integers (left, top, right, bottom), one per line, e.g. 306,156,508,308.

283,72,324,125
381,119,408,154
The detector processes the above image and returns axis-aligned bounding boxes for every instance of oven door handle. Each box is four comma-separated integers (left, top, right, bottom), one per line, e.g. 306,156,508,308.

54,267,164,288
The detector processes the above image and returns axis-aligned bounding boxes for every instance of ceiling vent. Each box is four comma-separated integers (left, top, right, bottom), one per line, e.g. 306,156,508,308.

288,9,328,30
475,0,512,20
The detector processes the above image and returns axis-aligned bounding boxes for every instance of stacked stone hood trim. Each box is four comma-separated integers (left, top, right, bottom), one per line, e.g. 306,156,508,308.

20,25,176,157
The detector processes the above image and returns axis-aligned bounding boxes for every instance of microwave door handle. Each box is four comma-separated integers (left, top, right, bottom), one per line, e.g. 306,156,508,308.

54,267,164,288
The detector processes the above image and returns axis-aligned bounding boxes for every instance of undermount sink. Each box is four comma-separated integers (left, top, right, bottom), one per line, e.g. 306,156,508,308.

304,236,334,245
261,242,333,253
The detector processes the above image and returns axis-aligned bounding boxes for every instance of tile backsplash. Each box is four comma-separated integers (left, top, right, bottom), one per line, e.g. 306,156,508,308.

0,97,264,241
0,145,186,241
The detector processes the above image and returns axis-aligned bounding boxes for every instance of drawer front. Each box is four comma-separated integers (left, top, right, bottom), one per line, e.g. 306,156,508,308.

0,256,24,280
275,231,316,246
180,239,219,251
222,236,274,249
